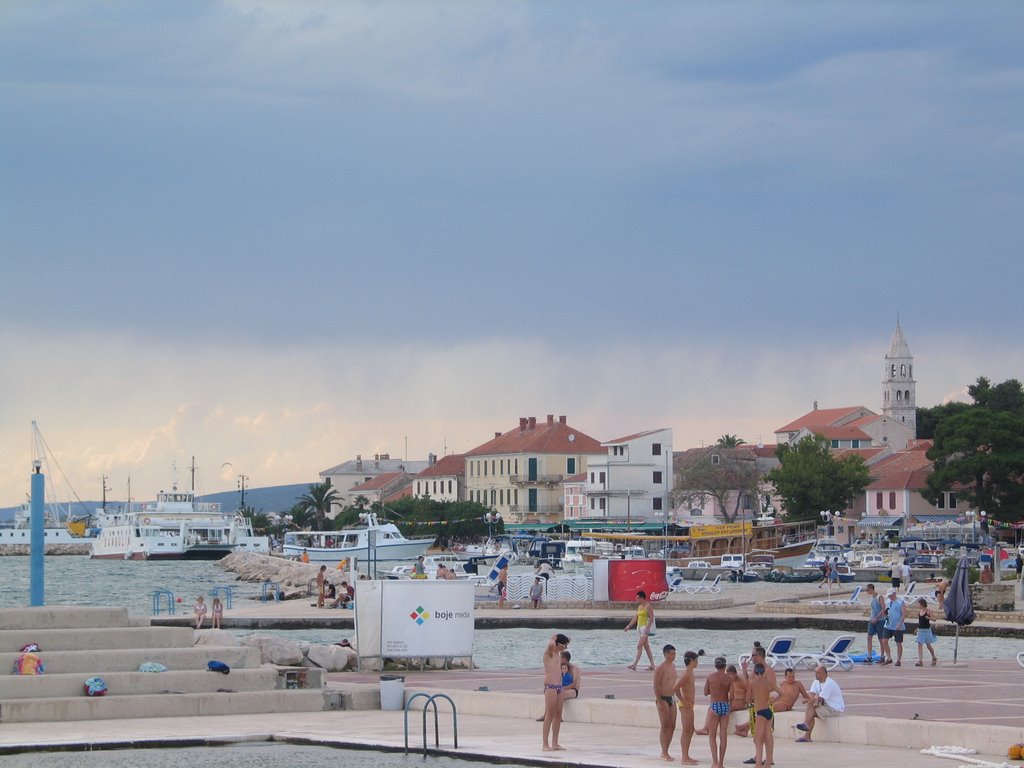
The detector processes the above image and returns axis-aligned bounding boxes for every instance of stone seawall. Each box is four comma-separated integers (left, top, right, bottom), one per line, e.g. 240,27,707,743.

0,543,92,556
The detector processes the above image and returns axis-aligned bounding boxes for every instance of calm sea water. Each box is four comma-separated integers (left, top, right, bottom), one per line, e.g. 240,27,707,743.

1,556,1017,666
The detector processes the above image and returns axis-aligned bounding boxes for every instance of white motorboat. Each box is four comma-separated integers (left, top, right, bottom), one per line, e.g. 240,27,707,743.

563,539,597,563
91,485,269,561
283,513,433,563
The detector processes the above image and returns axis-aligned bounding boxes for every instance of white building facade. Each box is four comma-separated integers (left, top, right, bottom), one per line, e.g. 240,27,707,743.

584,428,673,522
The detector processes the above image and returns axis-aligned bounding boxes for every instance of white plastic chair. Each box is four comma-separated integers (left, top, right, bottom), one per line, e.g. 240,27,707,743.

737,635,800,669
797,634,857,671
810,585,863,607
684,574,721,595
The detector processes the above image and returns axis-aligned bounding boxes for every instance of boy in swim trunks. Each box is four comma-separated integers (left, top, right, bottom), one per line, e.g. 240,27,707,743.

704,656,733,768
654,645,677,760
542,633,570,752
674,650,701,765
747,664,781,768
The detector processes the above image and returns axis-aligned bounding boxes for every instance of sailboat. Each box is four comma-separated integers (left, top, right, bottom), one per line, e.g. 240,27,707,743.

0,422,92,549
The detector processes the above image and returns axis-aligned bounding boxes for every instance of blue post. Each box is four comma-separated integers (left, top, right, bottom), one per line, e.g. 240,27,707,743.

30,462,45,606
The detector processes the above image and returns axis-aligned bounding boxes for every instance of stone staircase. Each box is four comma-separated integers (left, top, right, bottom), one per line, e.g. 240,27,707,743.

0,606,326,723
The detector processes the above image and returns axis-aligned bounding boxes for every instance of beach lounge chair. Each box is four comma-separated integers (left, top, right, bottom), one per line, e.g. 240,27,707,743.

668,573,686,593
796,634,857,671
1016,651,1024,669
737,635,801,669
903,581,917,597
683,574,721,595
809,585,863,607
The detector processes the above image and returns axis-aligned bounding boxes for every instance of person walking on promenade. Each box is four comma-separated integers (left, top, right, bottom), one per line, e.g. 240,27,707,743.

497,563,508,608
795,666,845,742
770,667,810,712
624,590,656,671
542,633,570,751
704,656,733,768
882,587,907,666
674,650,701,765
193,595,207,629
316,564,327,608
829,556,841,587
654,645,678,760
890,559,902,591
901,559,912,592
865,583,887,662
914,597,939,666
747,663,781,768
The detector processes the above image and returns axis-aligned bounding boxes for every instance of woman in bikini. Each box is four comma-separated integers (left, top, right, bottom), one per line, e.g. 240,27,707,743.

624,590,656,670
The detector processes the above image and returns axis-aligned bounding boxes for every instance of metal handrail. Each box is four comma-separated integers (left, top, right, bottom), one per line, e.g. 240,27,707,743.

151,588,175,615
404,692,459,757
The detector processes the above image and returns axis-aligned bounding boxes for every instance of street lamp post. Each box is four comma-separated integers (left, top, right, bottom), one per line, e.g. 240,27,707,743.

237,474,249,512
485,511,501,541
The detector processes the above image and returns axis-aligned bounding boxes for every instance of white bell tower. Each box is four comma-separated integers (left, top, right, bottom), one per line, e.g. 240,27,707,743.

882,321,916,436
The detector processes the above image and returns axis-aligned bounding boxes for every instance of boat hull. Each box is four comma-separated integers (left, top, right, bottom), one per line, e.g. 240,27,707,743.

283,538,433,562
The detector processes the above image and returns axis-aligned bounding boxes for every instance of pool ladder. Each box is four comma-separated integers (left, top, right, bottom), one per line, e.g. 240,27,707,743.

404,693,458,757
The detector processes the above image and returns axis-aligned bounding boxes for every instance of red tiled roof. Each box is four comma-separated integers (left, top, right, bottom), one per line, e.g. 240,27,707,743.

417,454,465,478
603,428,667,445
351,472,404,491
865,442,935,490
383,484,413,503
834,447,887,462
807,425,872,441
466,415,603,456
563,472,587,483
750,445,778,458
775,406,872,434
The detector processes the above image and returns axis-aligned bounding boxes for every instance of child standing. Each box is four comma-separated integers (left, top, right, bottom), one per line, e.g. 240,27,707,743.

915,597,938,666
530,577,544,608
211,597,223,629
193,596,207,629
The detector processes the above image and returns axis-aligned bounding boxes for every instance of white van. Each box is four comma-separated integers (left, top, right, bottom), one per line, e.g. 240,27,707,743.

720,554,745,570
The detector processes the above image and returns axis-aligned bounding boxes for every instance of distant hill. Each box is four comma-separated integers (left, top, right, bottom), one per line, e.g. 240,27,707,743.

0,483,314,523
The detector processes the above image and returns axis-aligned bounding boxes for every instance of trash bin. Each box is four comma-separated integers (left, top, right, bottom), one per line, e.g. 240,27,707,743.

380,674,406,711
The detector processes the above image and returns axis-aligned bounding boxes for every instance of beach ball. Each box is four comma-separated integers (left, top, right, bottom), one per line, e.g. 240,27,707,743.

1007,744,1022,760
176,597,182,603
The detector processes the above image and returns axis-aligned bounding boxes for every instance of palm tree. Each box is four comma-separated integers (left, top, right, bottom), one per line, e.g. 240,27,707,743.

296,481,344,531
716,434,746,448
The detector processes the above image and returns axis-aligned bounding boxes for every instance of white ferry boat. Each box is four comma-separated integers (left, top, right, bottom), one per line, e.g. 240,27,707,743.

0,503,84,545
91,487,269,560
282,513,434,562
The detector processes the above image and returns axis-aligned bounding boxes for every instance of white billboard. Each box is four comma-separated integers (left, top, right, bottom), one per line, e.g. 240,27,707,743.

356,580,475,659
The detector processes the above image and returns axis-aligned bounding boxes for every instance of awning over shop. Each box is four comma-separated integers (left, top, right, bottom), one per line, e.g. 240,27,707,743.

856,516,903,527
912,514,962,524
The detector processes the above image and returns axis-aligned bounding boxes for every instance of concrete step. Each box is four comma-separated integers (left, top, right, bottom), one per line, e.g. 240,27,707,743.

0,689,326,723
0,606,130,630
1,626,196,653
0,668,282,699
0,646,262,675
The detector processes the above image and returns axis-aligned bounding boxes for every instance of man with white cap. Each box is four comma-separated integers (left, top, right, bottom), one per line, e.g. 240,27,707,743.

881,587,907,666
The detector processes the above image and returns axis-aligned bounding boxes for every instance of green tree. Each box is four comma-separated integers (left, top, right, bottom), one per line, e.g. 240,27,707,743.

673,447,761,523
766,434,870,521
968,376,1024,415
924,407,1024,522
716,434,746,448
916,401,970,440
295,481,344,531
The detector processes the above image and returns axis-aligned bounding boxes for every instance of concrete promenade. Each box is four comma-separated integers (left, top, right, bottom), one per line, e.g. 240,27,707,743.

5,588,1023,766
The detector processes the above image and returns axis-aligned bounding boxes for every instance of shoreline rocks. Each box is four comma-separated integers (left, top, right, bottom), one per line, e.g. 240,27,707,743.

219,551,355,601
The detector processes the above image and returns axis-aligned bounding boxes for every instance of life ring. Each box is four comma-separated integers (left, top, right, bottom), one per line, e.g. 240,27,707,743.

143,517,151,524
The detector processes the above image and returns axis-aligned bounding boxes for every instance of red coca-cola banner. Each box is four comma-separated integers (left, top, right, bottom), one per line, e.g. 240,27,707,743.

608,559,669,602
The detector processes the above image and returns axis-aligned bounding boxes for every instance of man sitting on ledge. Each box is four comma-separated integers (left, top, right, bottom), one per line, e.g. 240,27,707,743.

795,666,844,742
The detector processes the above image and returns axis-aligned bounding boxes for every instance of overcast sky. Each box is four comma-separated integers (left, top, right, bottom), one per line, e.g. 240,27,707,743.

1,1,1022,506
